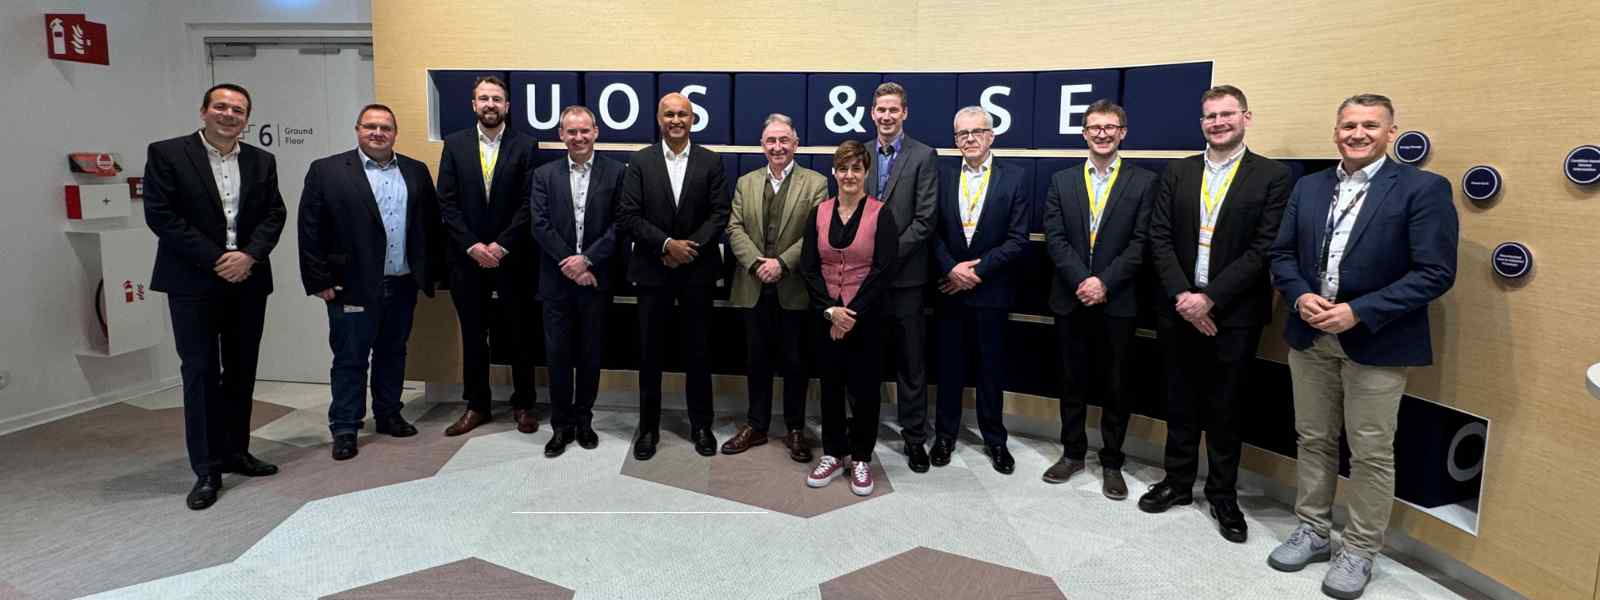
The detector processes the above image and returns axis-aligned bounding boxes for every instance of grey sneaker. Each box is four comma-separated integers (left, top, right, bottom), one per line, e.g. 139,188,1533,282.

1321,551,1374,599
1267,523,1331,572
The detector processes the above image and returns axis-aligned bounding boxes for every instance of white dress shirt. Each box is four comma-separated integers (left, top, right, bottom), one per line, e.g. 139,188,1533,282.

662,140,690,207
1321,156,1386,298
477,124,502,198
958,154,994,244
198,131,241,251
569,154,592,253
1195,144,1247,287
768,159,795,194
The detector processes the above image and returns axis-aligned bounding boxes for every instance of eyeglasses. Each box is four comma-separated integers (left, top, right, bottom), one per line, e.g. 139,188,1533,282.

1084,124,1125,135
954,128,992,141
762,136,794,145
1201,110,1245,123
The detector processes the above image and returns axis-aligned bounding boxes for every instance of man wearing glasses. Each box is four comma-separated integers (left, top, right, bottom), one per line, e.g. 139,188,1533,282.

1040,100,1157,499
1141,86,1291,544
928,107,1030,474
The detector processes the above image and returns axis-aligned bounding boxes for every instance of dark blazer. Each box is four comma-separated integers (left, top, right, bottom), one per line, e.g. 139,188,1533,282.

1270,160,1458,367
436,126,537,267
298,149,439,307
616,142,730,287
931,159,1031,310
1149,150,1291,328
529,155,625,300
866,135,939,288
143,133,286,296
1043,160,1157,318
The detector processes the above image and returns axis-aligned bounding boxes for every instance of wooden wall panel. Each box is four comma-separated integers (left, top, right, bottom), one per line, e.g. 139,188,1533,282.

375,1,1600,597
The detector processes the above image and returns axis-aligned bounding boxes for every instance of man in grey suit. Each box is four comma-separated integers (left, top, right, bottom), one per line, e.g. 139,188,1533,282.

863,82,939,473
722,113,827,462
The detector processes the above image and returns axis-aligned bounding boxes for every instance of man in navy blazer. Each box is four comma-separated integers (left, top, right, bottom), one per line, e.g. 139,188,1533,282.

435,75,541,437
145,83,286,510
1040,100,1156,499
1266,94,1457,598
615,93,731,460
929,107,1030,474
529,106,624,458
299,104,440,462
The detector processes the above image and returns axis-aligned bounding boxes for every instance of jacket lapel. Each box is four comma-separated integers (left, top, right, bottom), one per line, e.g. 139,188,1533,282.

346,151,383,225
487,129,513,200
582,159,607,243
1341,161,1398,252
182,135,226,220
555,159,577,242
1213,152,1254,235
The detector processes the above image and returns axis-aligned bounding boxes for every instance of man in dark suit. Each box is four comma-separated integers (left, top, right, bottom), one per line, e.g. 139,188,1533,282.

1040,100,1157,499
1266,94,1457,599
435,75,540,436
530,106,624,458
1140,85,1291,544
616,92,730,460
863,82,940,473
298,104,440,462
930,107,1031,474
144,83,286,510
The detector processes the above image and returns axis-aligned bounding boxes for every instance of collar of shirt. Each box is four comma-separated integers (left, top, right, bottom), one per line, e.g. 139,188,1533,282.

767,159,795,183
1203,144,1247,172
197,130,240,159
1089,155,1121,180
1337,156,1386,184
662,140,691,162
878,133,903,155
568,153,591,173
961,153,993,176
359,147,397,170
477,123,503,147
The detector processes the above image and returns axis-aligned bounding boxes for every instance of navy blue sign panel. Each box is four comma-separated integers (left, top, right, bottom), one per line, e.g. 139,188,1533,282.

1461,165,1502,202
957,73,1035,149
1034,157,1077,234
431,70,508,138
1392,130,1431,165
882,73,958,145
733,74,807,149
583,72,656,143
1032,69,1122,149
659,73,731,146
806,74,881,147
1564,145,1600,185
1120,62,1211,150
1491,242,1532,279
509,71,580,142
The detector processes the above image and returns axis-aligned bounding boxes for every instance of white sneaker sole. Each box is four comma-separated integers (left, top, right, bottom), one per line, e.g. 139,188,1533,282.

807,469,842,488
851,480,874,496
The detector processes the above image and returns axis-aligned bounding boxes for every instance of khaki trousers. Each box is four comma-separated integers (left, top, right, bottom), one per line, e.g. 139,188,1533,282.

1288,334,1408,558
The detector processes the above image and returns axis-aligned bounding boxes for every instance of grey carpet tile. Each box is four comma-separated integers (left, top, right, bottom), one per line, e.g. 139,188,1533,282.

819,546,1066,600
320,557,574,599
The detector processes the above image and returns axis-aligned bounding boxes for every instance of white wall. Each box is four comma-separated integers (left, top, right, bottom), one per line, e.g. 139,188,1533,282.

0,0,369,431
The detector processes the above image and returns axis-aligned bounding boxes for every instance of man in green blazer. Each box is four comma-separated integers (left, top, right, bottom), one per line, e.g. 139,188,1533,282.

722,113,828,462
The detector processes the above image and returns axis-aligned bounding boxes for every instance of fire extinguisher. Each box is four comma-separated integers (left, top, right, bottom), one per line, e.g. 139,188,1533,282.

123,280,134,303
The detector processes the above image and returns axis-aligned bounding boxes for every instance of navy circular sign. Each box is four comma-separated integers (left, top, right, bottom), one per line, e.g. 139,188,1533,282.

1565,145,1600,185
1392,131,1431,165
1491,242,1532,279
1462,165,1501,202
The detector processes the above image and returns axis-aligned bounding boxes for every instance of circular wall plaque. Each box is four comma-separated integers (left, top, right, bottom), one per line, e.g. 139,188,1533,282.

1564,145,1600,185
1462,165,1501,202
1491,241,1532,279
1392,131,1430,165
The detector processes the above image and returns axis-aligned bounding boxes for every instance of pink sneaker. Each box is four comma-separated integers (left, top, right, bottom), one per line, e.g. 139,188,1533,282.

850,461,874,496
807,455,845,488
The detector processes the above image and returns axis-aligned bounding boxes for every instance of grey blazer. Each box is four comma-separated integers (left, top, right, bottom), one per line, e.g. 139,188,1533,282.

865,134,939,288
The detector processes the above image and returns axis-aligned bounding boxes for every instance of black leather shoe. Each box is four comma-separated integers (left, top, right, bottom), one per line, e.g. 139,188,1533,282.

1210,498,1249,543
986,445,1015,474
331,433,359,461
545,427,576,458
690,427,717,457
223,452,278,477
1137,481,1194,514
576,426,599,449
906,443,930,473
186,474,222,510
928,437,955,467
632,430,659,461
375,415,417,438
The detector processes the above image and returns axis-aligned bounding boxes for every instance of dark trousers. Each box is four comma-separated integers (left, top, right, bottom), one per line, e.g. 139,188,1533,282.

886,286,929,445
449,264,537,412
636,284,714,431
543,287,609,430
934,306,1009,447
1159,317,1263,501
168,289,267,477
326,276,418,434
743,292,808,433
819,314,883,461
1057,308,1136,467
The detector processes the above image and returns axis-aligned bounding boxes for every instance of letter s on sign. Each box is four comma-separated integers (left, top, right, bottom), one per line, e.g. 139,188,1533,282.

681,84,708,133
979,87,1012,136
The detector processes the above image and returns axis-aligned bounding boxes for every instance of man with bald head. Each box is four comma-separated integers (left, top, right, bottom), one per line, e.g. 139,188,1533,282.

617,92,731,460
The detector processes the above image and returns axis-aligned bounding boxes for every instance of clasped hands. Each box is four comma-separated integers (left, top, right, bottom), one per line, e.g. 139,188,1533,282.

938,259,982,294
753,257,783,283
1075,276,1107,306
559,254,597,287
214,251,255,283
1175,291,1218,336
662,238,699,268
468,242,508,268
826,306,857,340
1295,293,1360,334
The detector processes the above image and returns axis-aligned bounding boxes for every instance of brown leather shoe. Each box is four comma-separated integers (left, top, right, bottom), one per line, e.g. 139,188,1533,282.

444,409,490,437
1102,467,1129,500
513,409,538,434
784,428,813,463
719,425,767,455
1042,457,1085,484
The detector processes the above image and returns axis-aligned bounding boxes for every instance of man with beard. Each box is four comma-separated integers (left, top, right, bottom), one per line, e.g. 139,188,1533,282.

436,75,541,436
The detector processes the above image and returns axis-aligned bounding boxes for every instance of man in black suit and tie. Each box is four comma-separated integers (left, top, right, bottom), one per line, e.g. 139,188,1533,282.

929,107,1030,474
1040,100,1157,499
1140,85,1291,544
863,82,940,474
530,106,624,458
298,104,441,462
435,75,540,437
144,83,286,510
616,92,730,460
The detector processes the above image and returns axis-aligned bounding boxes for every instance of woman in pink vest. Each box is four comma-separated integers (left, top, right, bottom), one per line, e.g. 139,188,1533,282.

800,140,900,496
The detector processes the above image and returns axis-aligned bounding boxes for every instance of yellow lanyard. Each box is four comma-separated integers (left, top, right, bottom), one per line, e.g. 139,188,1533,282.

959,165,992,226
479,141,499,193
1083,161,1121,249
1201,158,1242,226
